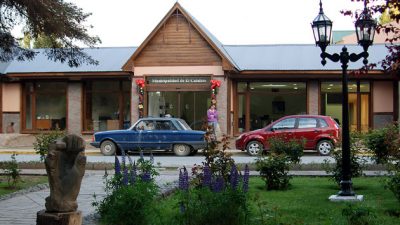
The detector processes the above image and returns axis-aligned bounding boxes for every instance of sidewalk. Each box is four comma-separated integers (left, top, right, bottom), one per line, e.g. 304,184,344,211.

0,169,180,225
0,133,99,155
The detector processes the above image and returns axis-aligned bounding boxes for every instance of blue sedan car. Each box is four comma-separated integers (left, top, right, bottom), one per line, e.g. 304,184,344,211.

91,117,207,156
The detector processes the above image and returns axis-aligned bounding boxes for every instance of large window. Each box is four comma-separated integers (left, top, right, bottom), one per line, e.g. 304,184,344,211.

23,82,67,131
83,80,131,132
320,81,370,132
237,82,307,132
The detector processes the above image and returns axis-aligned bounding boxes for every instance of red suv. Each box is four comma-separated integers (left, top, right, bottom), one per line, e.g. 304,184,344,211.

235,115,340,156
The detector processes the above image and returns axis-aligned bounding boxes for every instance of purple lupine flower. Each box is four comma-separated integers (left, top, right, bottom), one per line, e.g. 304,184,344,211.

202,164,212,188
212,175,225,192
230,164,239,190
131,161,137,185
114,155,121,176
127,155,136,185
123,166,129,186
179,168,184,190
139,150,144,161
121,148,128,185
243,164,250,193
150,151,154,164
141,170,151,182
183,167,189,191
179,167,189,191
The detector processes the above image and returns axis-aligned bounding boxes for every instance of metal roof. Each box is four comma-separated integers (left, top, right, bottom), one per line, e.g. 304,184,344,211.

223,44,389,71
2,47,136,73
0,61,11,74
0,44,389,74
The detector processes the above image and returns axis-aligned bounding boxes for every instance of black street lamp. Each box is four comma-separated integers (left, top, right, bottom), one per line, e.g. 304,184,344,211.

311,0,376,197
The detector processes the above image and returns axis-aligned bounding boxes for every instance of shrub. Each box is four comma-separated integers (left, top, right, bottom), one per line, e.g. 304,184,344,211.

256,154,290,190
3,153,21,188
364,124,400,203
364,123,400,164
386,170,400,204
342,204,377,225
268,136,304,164
256,137,304,190
323,132,367,185
33,130,65,161
93,150,159,225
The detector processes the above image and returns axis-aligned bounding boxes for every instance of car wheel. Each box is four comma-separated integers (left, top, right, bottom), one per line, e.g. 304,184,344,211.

173,144,191,156
100,140,117,156
316,140,333,156
246,141,263,156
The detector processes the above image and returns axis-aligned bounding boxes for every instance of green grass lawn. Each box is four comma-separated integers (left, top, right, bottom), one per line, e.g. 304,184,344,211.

0,175,48,197
158,177,399,225
246,177,399,225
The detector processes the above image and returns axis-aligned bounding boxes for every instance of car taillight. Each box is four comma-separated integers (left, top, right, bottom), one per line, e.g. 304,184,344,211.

92,135,95,142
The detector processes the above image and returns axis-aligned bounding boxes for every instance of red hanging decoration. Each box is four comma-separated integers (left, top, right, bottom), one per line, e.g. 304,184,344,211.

210,79,221,105
135,79,146,118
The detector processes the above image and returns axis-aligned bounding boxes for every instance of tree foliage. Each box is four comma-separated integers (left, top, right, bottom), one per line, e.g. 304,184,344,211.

342,0,400,74
21,32,63,49
0,0,101,67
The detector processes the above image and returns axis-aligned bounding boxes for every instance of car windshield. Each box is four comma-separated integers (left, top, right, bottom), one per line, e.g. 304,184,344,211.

177,119,192,130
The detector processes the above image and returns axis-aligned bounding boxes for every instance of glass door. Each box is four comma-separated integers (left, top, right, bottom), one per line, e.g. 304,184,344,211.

148,91,209,130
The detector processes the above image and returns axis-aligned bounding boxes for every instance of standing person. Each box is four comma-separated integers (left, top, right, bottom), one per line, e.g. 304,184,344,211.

207,104,218,139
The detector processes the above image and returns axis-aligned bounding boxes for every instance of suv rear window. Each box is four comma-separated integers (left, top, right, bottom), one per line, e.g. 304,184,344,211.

319,118,329,128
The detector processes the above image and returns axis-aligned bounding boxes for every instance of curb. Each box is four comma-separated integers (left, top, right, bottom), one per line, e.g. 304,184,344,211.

0,149,100,155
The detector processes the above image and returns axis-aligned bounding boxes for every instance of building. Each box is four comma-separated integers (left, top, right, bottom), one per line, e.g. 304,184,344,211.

0,3,398,137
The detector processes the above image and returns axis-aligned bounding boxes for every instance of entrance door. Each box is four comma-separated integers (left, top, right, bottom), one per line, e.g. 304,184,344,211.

148,91,209,130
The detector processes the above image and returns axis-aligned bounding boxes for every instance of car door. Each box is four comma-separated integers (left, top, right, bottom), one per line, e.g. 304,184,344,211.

294,117,319,149
267,117,297,148
153,120,177,150
132,119,154,150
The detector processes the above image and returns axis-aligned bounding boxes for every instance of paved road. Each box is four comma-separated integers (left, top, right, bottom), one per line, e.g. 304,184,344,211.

0,151,339,167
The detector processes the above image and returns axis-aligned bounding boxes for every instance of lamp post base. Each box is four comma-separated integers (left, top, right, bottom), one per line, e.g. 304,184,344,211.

329,195,364,202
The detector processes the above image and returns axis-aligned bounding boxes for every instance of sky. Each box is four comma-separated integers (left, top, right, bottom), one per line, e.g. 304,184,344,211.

64,0,376,47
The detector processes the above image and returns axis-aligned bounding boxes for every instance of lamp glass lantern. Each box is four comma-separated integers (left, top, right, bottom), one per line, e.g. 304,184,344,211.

355,7,377,50
311,3,332,51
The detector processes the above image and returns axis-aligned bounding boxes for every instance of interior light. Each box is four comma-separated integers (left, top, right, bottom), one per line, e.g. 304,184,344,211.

261,84,287,87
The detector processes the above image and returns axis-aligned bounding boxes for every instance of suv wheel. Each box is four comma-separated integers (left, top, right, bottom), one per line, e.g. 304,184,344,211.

316,140,333,156
246,141,263,156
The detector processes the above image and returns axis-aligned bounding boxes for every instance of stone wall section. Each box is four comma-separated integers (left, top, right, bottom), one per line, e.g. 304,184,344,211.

216,77,227,134
307,81,319,115
2,113,20,133
67,82,82,135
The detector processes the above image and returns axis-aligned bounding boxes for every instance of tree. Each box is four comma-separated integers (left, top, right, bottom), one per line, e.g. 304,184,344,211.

343,0,400,74
20,32,63,49
0,0,101,67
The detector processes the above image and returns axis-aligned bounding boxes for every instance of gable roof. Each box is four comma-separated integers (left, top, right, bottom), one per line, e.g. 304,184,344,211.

122,2,238,70
3,47,136,74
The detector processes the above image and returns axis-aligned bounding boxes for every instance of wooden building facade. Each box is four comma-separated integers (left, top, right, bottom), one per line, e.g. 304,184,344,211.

0,3,397,137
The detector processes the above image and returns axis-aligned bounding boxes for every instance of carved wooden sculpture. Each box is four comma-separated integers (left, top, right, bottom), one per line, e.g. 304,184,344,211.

37,134,86,225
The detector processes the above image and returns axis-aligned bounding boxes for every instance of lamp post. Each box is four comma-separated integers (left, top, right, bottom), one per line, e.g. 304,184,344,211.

311,0,376,198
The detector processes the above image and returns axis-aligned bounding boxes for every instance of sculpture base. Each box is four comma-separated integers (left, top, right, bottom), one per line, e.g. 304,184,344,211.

37,210,82,225
329,194,364,202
